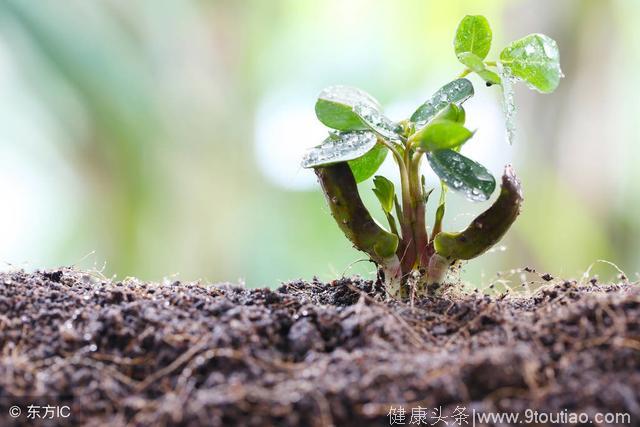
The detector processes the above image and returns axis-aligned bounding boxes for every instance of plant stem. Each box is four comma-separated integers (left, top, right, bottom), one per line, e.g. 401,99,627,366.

457,69,471,78
410,152,429,267
382,255,405,299
314,163,398,261
426,253,450,294
380,138,403,162
398,148,417,273
433,165,523,260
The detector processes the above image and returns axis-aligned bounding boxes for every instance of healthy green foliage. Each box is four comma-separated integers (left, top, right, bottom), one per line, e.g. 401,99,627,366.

434,103,466,124
413,120,473,152
500,34,562,93
348,143,388,183
410,78,474,125
315,85,379,131
301,131,378,169
457,51,485,71
302,15,562,299
427,149,495,201
458,52,501,85
454,15,492,60
353,103,402,141
372,175,395,213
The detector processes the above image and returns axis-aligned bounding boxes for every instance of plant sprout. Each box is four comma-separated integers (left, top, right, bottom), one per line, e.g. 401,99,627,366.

302,15,562,299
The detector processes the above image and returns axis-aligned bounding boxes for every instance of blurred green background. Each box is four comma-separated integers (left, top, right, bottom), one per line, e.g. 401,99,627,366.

0,0,638,287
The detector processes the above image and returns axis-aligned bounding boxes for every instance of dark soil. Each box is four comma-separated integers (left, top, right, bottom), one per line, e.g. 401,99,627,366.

1,269,639,426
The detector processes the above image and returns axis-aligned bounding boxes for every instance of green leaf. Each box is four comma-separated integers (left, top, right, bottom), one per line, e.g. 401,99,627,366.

427,149,496,201
434,103,465,124
372,175,395,213
477,69,501,85
348,143,388,183
353,103,401,141
421,175,434,204
454,15,492,60
457,52,485,72
301,131,378,168
315,86,381,131
410,79,474,127
458,52,501,85
499,34,562,93
414,120,473,152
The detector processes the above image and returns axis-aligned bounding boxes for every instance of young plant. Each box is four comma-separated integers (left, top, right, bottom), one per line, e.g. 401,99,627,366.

302,15,562,299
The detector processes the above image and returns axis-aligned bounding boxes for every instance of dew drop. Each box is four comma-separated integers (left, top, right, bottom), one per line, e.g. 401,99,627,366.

497,62,517,145
301,131,378,168
542,38,559,60
318,85,380,109
412,79,474,129
353,103,400,141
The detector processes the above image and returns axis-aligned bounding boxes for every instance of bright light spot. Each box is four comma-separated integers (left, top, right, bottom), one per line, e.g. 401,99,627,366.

254,89,327,191
0,153,38,262
463,88,513,174
0,41,76,267
0,148,73,266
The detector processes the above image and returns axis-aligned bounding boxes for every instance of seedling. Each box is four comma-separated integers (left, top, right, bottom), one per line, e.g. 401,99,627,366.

302,15,562,299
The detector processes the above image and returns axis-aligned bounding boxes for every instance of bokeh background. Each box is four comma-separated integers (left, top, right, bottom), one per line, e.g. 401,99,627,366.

0,0,638,287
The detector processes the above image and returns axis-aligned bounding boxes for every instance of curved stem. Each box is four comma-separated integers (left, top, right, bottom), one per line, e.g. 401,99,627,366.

314,163,399,262
434,165,523,260
379,138,403,162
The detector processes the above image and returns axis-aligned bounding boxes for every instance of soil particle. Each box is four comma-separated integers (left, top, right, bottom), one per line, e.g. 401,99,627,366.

288,317,323,358
0,268,639,426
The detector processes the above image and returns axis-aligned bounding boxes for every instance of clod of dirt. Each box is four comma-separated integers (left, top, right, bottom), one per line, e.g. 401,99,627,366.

1,269,639,426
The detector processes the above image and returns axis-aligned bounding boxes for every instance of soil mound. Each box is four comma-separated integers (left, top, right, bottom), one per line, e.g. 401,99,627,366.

1,269,638,426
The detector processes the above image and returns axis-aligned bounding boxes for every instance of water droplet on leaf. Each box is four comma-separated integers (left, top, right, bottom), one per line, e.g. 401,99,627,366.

410,79,474,129
498,62,517,145
301,131,378,168
353,103,400,141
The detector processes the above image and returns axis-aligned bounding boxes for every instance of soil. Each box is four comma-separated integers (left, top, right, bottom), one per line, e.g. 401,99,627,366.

0,268,639,426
